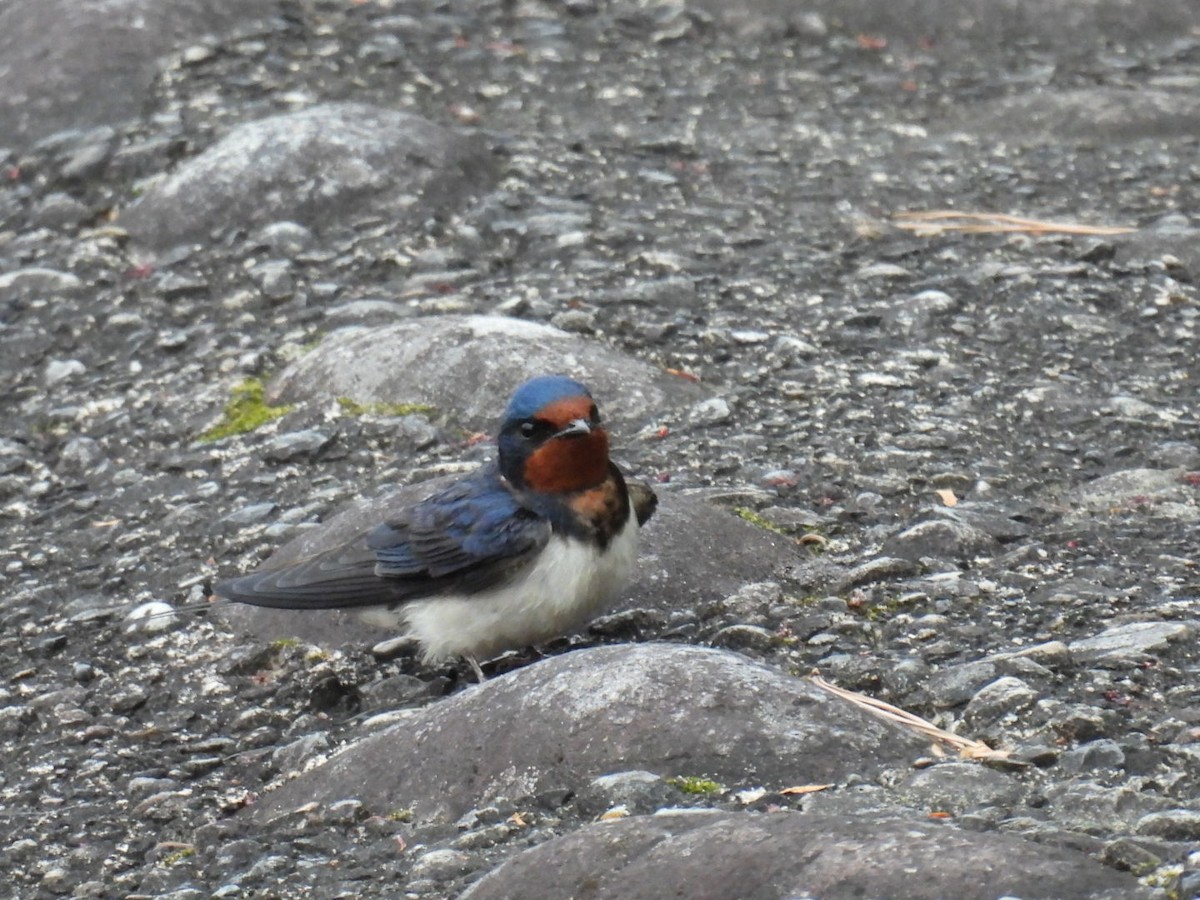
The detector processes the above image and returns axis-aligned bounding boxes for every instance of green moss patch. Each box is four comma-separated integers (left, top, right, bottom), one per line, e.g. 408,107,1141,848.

200,378,294,442
734,507,790,536
666,776,724,795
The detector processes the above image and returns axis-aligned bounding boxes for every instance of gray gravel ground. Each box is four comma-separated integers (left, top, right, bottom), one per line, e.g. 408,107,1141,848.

2,0,1200,897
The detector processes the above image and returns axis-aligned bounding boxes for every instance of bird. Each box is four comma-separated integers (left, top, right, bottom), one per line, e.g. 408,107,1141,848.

215,374,656,680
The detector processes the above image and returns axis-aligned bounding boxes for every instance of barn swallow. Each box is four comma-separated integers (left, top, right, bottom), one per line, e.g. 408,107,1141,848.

216,375,656,680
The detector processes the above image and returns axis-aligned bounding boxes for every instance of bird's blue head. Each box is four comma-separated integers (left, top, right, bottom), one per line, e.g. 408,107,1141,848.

497,375,610,493
502,375,591,423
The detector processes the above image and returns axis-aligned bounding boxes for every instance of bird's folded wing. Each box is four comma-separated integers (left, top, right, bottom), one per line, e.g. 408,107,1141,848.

373,474,547,577
215,540,396,608
216,467,551,609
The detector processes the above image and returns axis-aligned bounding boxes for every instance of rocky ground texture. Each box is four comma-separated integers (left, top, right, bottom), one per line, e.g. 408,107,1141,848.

2,0,1200,897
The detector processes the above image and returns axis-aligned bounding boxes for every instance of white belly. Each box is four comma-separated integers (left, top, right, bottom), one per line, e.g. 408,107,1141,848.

360,504,640,663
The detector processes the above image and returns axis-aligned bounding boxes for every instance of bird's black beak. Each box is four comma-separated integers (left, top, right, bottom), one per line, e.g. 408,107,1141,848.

555,418,592,439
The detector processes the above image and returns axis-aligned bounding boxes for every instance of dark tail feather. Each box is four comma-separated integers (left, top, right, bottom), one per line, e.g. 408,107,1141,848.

216,546,402,610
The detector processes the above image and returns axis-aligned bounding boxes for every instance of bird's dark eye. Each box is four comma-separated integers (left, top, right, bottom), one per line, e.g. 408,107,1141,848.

520,421,537,438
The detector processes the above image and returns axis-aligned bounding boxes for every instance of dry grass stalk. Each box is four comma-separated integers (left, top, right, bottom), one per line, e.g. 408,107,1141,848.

808,672,1018,764
894,210,1136,236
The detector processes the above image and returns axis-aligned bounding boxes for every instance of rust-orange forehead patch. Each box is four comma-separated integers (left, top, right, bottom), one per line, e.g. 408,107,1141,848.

535,395,594,428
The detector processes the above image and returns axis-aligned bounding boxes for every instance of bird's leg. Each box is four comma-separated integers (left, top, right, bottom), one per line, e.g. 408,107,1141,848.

465,654,487,683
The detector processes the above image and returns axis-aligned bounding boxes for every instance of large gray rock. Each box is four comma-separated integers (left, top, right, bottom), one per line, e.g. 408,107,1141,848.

0,0,275,148
217,485,797,649
121,104,498,250
266,315,708,432
252,644,928,825
460,809,1152,900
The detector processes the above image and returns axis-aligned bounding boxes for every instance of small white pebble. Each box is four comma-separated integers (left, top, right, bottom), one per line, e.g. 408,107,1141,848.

735,787,767,804
124,601,178,634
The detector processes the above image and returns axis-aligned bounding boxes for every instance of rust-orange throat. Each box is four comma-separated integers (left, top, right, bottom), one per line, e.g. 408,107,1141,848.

521,396,611,494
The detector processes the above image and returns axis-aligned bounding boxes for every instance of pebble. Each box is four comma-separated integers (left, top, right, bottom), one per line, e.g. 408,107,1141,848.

360,674,434,710
183,755,225,776
588,608,669,638
246,855,289,880
900,761,1026,814
157,329,190,351
456,807,502,830
688,396,732,425
325,299,408,322
110,689,148,715
731,330,770,344
885,518,994,562
32,192,89,228
1068,621,1194,664
856,371,910,389
0,267,83,292
856,262,912,279
770,334,818,362
254,260,295,301
1071,467,1187,512
1135,810,1200,841
925,661,1000,708
709,624,777,652
128,776,181,800
41,868,70,891
1059,739,1126,773
1104,395,1157,418
263,430,333,463
720,582,786,617
271,732,331,773
325,799,366,824
253,221,315,254
45,358,87,385
549,309,596,333
410,849,474,881
59,126,117,180
1045,704,1111,743
577,771,670,817
836,557,918,591
157,272,210,299
215,839,266,871
58,436,107,475
962,676,1038,726
224,502,277,525
452,824,513,850
182,44,216,65
1181,873,1200,900
124,601,178,634
1151,441,1200,468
